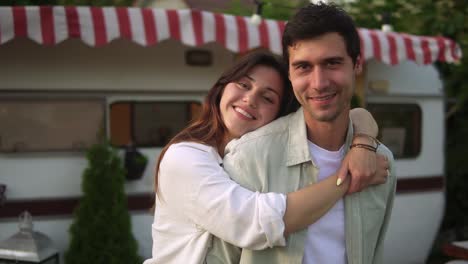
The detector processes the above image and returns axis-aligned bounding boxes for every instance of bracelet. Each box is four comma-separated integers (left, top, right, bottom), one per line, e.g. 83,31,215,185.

350,143,377,152
353,133,380,148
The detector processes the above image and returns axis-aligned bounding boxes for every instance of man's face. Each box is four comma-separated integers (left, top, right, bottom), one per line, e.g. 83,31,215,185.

288,32,361,123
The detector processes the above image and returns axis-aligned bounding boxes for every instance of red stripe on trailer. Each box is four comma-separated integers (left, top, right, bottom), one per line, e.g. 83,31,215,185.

167,10,181,41
141,8,157,45
90,7,106,46
65,6,80,38
450,40,459,61
235,16,247,53
277,21,286,55
278,21,286,40
258,20,269,50
387,34,398,65
191,9,203,46
13,7,27,37
214,13,226,47
369,30,382,62
421,38,431,64
436,37,446,62
358,30,365,61
116,7,131,40
39,6,55,45
402,34,416,62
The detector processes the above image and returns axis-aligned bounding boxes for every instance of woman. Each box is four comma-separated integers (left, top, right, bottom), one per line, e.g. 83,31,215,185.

143,52,388,263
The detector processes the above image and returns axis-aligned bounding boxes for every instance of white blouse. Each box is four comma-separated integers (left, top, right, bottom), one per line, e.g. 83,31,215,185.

143,142,287,264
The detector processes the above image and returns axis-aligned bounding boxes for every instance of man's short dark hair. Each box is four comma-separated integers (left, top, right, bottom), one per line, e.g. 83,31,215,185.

282,2,361,65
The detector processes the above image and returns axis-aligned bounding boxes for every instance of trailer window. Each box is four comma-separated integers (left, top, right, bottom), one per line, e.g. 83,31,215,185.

110,101,202,148
366,103,421,159
0,99,104,152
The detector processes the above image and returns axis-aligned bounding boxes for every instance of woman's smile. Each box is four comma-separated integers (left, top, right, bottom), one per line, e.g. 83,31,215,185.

233,106,255,120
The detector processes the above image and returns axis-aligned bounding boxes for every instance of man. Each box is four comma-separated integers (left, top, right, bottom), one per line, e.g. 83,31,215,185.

212,3,396,264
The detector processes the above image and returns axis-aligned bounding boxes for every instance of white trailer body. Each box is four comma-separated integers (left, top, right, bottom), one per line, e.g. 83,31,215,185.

366,60,446,263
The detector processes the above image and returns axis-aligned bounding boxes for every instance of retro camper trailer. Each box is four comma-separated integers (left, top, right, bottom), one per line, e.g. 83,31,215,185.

0,6,462,263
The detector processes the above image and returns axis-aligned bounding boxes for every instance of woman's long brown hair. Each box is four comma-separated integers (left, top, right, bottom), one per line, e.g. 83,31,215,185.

153,51,298,197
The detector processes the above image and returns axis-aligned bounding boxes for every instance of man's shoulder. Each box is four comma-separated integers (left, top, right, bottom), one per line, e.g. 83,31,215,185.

226,113,294,151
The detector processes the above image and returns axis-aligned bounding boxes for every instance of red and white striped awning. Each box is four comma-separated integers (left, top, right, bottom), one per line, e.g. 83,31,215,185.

0,6,462,65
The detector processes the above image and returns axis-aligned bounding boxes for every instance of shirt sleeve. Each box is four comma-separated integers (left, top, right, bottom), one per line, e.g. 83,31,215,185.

158,142,287,249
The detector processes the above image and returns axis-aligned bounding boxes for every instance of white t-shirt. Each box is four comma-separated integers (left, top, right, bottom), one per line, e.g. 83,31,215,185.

143,142,287,264
302,141,347,264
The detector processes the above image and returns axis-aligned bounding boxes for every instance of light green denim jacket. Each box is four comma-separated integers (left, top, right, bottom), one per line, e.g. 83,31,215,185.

206,108,396,264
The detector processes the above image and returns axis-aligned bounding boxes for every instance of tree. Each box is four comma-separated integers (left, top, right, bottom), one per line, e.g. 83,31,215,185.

65,142,141,264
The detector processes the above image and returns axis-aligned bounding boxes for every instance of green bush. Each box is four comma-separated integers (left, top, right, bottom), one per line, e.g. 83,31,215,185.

65,142,141,264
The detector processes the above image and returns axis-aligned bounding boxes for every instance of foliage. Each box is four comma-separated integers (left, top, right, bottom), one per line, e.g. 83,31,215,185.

223,0,251,17
445,106,468,233
124,145,148,180
57,0,133,6
226,0,309,21
65,142,141,264
0,0,134,6
134,152,148,166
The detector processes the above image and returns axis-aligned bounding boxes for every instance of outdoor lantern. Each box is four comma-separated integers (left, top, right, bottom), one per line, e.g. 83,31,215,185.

0,211,59,264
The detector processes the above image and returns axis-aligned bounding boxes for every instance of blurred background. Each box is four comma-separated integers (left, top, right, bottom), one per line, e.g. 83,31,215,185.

0,0,466,263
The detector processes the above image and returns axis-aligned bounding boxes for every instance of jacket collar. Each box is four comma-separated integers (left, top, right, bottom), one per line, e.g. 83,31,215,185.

286,108,355,166
286,108,312,166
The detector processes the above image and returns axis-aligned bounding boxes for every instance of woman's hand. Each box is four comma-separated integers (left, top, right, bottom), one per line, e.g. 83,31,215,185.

338,149,390,194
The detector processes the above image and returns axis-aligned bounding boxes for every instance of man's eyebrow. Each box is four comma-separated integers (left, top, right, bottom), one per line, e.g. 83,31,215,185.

290,60,310,67
324,56,344,62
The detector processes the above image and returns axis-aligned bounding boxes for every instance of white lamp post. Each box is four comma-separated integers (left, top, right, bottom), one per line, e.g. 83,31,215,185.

0,212,59,264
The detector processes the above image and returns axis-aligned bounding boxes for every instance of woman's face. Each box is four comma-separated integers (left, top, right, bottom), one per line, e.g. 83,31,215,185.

220,65,284,141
